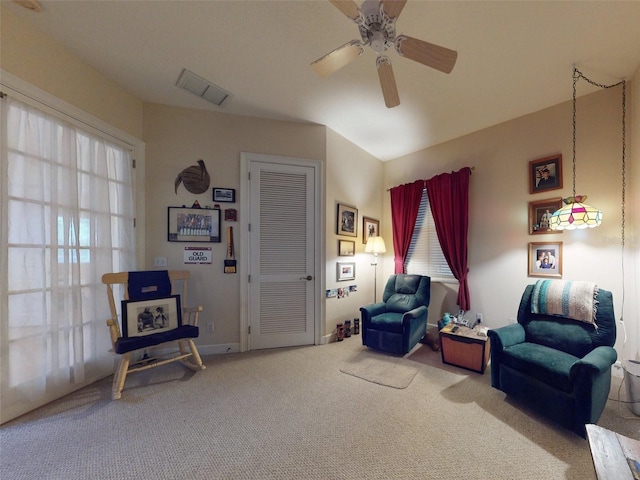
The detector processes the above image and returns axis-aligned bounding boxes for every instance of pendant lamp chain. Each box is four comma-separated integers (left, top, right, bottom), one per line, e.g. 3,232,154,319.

572,69,626,236
549,68,625,230
571,69,577,198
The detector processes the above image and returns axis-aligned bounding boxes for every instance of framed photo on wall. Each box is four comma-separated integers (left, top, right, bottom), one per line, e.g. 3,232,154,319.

337,203,358,237
213,187,236,203
336,262,356,281
529,154,562,194
528,198,563,235
362,217,379,244
528,241,562,278
168,207,221,242
338,239,355,256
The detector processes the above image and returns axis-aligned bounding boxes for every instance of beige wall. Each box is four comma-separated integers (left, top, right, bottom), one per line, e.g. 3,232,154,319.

0,6,143,139
143,103,328,348
382,81,638,360
142,106,385,347
325,129,384,340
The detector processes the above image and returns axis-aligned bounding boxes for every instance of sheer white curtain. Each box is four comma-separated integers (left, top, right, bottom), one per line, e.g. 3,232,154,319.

1,95,136,423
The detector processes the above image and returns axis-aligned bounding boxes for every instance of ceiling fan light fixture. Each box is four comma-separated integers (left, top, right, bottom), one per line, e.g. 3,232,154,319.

313,0,458,108
176,69,230,107
370,31,387,53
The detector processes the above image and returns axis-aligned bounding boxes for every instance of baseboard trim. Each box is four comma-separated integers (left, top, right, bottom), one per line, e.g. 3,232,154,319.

198,343,240,355
321,334,333,345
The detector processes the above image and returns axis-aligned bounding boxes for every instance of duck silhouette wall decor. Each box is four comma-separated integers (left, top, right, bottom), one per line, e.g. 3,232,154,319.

175,159,210,194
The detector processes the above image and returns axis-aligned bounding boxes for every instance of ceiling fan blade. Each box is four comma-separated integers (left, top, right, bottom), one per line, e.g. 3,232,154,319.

311,40,364,77
395,35,458,74
376,56,400,108
329,0,361,21
381,0,407,19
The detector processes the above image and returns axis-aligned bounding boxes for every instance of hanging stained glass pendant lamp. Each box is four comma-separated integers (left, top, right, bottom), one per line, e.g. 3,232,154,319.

548,68,622,231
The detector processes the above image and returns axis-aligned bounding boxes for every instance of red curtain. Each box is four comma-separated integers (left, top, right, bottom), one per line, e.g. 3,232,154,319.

390,180,424,273
426,167,472,310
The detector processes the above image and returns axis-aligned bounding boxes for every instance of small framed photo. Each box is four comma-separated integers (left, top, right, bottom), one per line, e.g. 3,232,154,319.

338,239,355,256
528,198,563,234
528,242,562,278
326,289,338,298
529,154,562,194
362,217,380,244
121,295,182,338
336,262,356,281
224,208,237,221
337,203,358,237
168,207,221,242
213,187,236,203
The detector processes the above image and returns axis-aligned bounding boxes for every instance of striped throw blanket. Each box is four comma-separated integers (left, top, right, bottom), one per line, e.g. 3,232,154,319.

531,280,599,327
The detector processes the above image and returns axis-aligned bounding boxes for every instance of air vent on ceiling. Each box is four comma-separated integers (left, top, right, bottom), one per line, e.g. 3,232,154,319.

176,69,231,107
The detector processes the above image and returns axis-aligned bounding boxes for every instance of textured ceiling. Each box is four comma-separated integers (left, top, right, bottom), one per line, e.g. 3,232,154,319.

5,0,640,160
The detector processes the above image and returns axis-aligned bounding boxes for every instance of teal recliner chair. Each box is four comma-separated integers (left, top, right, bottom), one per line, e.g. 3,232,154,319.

360,274,431,355
488,283,617,437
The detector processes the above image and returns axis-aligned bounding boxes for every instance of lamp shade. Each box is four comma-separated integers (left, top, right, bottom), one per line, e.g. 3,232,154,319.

549,196,602,230
365,236,387,254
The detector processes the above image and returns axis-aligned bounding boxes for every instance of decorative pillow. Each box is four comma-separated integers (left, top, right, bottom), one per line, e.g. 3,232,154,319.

531,279,599,327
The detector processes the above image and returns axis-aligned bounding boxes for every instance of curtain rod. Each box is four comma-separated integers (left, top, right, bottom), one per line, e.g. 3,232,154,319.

386,166,475,191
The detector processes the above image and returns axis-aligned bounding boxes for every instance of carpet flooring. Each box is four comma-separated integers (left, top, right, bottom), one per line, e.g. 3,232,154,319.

339,349,418,388
1,337,638,479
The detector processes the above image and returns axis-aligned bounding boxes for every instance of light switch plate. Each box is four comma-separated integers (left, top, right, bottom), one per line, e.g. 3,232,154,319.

153,256,168,267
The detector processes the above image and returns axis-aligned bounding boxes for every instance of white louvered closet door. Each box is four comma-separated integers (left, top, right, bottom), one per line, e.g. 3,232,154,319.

248,161,316,349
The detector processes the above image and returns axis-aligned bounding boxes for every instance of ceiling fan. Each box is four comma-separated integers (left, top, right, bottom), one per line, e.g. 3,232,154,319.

311,0,457,108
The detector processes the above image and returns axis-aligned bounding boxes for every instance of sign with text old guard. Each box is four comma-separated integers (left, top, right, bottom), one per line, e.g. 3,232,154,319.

184,246,212,264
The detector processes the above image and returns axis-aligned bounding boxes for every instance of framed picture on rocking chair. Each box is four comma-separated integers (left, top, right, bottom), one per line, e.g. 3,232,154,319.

121,295,182,338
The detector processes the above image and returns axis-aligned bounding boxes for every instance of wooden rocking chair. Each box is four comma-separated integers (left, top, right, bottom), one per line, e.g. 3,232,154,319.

102,270,206,400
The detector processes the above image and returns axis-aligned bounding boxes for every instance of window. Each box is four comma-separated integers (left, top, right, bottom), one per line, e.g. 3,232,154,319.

1,87,137,422
404,189,455,281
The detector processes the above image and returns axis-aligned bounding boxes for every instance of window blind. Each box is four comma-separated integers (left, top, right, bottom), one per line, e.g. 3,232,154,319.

404,189,455,280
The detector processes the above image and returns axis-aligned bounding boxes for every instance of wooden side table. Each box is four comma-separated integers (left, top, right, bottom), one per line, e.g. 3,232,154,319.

586,424,640,480
439,324,490,373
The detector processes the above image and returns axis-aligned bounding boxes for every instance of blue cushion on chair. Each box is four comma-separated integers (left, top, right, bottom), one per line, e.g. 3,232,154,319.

127,270,171,300
501,343,578,393
115,325,199,354
369,312,405,334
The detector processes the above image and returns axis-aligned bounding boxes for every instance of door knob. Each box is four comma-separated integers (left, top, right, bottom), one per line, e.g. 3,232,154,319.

300,275,313,281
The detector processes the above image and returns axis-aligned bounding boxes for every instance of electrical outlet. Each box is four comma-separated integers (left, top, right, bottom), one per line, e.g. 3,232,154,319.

153,256,167,267
207,322,214,333
476,313,483,323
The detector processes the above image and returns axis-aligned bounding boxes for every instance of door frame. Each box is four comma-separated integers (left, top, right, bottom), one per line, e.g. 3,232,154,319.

239,152,324,352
